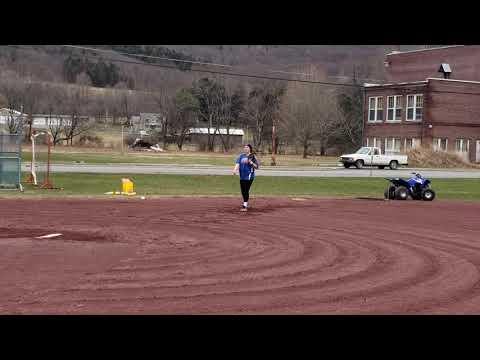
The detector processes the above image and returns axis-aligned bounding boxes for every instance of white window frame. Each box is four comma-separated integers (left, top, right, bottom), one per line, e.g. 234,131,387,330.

366,137,381,148
387,95,403,122
368,96,384,123
433,138,448,152
455,138,470,153
406,94,423,121
404,138,421,151
385,137,401,153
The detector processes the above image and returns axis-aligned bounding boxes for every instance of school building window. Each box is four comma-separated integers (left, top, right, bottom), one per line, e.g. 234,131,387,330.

406,94,423,121
433,138,448,152
455,138,470,153
387,95,402,121
385,137,401,153
404,138,421,150
368,97,384,122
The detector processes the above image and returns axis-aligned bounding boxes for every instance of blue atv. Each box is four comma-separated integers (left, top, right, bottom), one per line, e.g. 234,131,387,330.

384,172,436,201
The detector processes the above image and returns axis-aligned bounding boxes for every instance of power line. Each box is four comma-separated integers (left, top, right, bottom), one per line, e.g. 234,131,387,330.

7,46,480,98
61,44,237,69
65,44,385,83
6,45,361,88
61,45,343,79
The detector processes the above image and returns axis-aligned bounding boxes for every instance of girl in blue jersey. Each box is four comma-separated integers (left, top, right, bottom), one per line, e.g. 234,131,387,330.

233,144,259,212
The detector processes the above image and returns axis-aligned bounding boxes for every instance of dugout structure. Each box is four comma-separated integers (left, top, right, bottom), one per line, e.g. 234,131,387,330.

0,132,22,190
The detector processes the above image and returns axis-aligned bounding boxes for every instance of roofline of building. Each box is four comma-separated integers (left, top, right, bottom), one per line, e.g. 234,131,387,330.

31,114,89,117
426,77,480,85
364,77,480,89
386,45,464,56
364,81,428,88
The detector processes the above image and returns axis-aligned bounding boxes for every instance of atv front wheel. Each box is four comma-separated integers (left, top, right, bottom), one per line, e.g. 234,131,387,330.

422,189,435,201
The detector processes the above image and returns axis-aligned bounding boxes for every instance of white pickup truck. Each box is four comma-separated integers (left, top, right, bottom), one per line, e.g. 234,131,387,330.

339,147,408,170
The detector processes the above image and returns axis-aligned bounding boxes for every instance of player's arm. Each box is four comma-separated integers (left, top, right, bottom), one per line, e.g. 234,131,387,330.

233,157,240,175
249,157,259,169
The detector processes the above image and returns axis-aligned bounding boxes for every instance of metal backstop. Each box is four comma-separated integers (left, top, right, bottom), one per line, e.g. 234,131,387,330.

0,133,22,190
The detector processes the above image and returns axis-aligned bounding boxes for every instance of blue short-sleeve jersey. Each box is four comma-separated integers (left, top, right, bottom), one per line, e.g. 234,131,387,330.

236,154,259,180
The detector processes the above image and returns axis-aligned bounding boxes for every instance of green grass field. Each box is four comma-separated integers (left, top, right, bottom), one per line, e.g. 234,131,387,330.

21,150,338,167
3,173,480,201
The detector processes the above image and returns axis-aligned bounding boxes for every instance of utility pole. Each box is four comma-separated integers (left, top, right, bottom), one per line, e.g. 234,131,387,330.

121,124,125,155
271,120,276,166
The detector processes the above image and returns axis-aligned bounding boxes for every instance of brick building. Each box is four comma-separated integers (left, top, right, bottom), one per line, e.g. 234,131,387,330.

363,45,480,163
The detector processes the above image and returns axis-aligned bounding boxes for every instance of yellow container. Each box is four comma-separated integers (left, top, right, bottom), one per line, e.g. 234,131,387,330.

121,178,134,194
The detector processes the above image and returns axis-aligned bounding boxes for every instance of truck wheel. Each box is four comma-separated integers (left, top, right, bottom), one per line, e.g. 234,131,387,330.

378,165,385,169
394,186,408,200
384,186,396,200
343,163,351,168
422,189,435,201
389,160,399,170
355,159,364,169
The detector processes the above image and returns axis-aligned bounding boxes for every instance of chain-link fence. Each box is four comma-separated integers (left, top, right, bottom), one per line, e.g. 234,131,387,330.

0,133,22,189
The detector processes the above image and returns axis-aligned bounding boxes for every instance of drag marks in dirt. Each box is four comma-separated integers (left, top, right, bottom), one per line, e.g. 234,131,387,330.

1,198,480,313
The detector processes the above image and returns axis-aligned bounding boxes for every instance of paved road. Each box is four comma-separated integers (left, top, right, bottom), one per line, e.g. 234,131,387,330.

22,163,480,178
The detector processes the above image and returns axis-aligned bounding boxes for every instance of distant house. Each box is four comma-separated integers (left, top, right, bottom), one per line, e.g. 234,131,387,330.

0,108,90,132
131,113,165,132
0,108,25,126
187,128,244,150
31,114,91,130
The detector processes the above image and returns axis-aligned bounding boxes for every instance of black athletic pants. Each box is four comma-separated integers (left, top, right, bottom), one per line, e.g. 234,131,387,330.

240,179,254,203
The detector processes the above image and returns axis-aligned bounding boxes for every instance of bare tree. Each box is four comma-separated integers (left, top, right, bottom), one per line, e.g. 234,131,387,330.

279,66,339,158
151,88,174,149
192,78,222,151
22,81,43,138
76,72,92,87
0,75,25,134
333,87,364,151
242,81,284,152
213,80,245,152
210,80,231,152
171,88,200,151
44,87,67,145
6,108,25,134
113,82,144,128
61,90,92,146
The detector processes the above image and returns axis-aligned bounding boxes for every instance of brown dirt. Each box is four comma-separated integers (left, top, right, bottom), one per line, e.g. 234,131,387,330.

1,197,480,314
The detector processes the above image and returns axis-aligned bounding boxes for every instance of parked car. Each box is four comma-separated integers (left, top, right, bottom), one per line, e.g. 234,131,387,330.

339,147,408,170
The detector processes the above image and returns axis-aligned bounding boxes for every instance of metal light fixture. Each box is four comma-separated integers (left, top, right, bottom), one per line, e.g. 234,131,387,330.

438,64,452,79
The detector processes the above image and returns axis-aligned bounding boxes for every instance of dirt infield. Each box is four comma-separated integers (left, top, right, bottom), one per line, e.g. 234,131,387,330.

1,197,480,314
